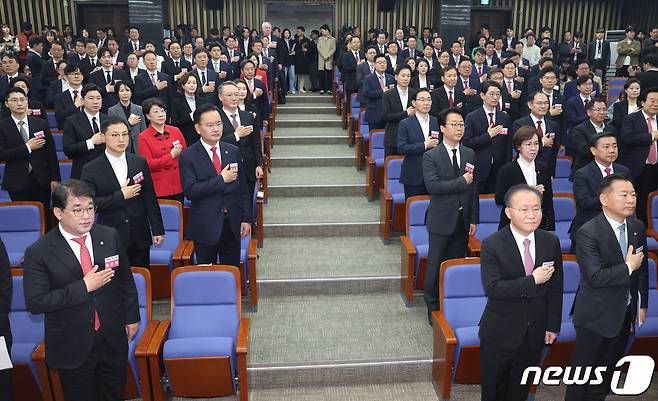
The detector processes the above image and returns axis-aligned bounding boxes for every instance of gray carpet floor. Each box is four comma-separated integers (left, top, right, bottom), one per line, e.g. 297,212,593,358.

263,196,380,224
269,167,366,186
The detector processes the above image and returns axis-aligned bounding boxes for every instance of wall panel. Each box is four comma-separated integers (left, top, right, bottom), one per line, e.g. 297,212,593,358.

332,0,433,39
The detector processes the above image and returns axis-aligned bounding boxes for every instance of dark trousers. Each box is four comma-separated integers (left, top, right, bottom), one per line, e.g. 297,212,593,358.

127,239,150,268
368,120,386,130
58,331,127,401
565,307,632,401
634,163,658,224
384,146,398,158
423,214,468,317
194,216,241,268
404,183,428,198
477,166,498,195
320,70,332,92
309,62,319,90
157,193,184,204
480,330,545,401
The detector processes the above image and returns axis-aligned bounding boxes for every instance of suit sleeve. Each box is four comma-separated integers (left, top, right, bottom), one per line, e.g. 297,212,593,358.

621,116,652,147
0,125,30,161
571,126,591,162
573,170,600,210
363,77,384,101
480,237,538,299
44,126,61,181
134,76,158,102
546,237,563,332
397,121,426,155
140,159,164,236
23,244,91,314
422,151,469,195
55,97,79,129
238,154,252,224
575,224,632,288
0,239,11,317
63,120,93,159
462,115,492,150
494,164,510,205
115,231,140,325
250,116,263,166
179,150,227,200
382,92,409,123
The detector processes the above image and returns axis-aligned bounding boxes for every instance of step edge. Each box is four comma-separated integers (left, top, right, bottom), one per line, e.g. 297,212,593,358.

263,221,379,227
258,275,400,283
248,357,433,371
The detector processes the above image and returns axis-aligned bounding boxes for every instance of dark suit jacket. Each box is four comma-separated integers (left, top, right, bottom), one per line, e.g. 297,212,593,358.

0,239,11,355
479,226,563,352
587,40,611,67
160,57,193,78
340,51,365,93
79,57,101,78
570,120,617,176
169,95,207,146
382,87,417,149
398,115,440,186
27,51,45,98
618,111,654,179
46,79,66,108
455,76,481,114
512,116,560,176
558,41,587,63
192,68,220,105
430,86,466,118
422,143,479,234
635,70,658,97
572,214,648,338
247,78,269,126
495,159,555,230
448,54,467,66
501,79,525,121
23,224,140,369
53,89,80,130
179,141,251,244
363,72,395,124
219,109,263,182
40,58,60,95
63,112,107,179
81,153,164,250
563,80,601,102
463,107,512,183
133,71,172,107
0,116,60,191
385,55,402,75
355,61,373,104
409,75,439,90
566,95,591,129
121,41,145,56
400,48,420,61
611,100,639,131
570,161,630,237
87,69,128,112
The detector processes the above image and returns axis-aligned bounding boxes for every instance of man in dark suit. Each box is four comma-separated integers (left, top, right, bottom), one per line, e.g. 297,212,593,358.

501,60,525,121
133,51,172,107
66,38,87,65
363,54,395,130
0,52,22,102
566,174,649,401
636,53,658,95
430,67,465,117
87,48,128,112
218,82,264,198
537,67,565,143
209,43,233,83
570,99,616,175
27,37,46,102
588,28,611,76
448,41,466,66
563,61,601,101
0,238,12,400
0,87,60,211
241,60,269,128
191,48,220,105
513,91,560,176
504,28,519,53
456,59,481,114
179,104,252,267
463,81,511,194
570,132,630,246
160,42,192,82
53,63,86,130
81,117,164,267
566,75,594,132
356,46,377,105
121,26,146,57
422,107,478,322
23,179,140,401
41,42,66,97
63,84,107,179
340,36,365,107
385,41,402,75
383,65,416,157
79,41,100,79
479,184,563,401
618,88,658,224
398,89,440,197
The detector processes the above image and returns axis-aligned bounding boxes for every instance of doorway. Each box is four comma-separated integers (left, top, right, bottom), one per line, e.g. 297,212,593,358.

77,3,129,34
470,9,512,44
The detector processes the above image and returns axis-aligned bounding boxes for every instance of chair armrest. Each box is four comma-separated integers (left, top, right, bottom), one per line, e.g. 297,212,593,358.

135,320,160,359
180,241,194,266
147,320,170,401
172,240,188,268
468,236,481,256
237,317,250,354
400,235,417,256
646,229,658,244
432,311,457,401
146,320,170,358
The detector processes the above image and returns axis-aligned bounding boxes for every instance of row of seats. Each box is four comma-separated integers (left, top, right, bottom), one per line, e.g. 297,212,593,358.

431,256,658,399
10,265,250,401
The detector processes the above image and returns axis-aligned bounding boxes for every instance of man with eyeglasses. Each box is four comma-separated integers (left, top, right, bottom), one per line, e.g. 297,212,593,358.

479,184,563,401
179,103,251,267
463,81,511,194
81,116,164,268
423,107,478,325
0,87,60,214
570,99,617,175
53,63,85,130
0,52,23,101
23,179,140,401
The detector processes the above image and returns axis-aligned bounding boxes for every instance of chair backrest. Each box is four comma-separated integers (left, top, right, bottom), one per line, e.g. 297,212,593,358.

440,259,487,330
406,196,430,247
0,202,45,265
555,157,572,179
155,200,182,253
561,256,581,320
475,195,501,242
47,112,57,130
59,161,72,182
169,265,241,341
9,270,44,345
369,131,385,160
648,192,658,231
384,157,404,196
52,133,66,160
0,164,9,201
131,267,152,343
646,254,658,321
351,93,360,109
553,195,576,240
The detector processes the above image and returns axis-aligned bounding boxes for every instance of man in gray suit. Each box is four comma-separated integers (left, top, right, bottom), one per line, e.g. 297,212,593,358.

107,80,146,153
422,107,479,323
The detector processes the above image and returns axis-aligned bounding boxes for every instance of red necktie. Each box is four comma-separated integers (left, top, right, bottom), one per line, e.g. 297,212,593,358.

648,117,657,164
584,98,589,109
379,75,385,90
354,52,360,63
231,114,239,129
71,236,100,331
536,120,543,139
72,89,78,102
507,81,513,93
604,167,612,176
488,112,495,128
448,90,454,106
211,146,222,174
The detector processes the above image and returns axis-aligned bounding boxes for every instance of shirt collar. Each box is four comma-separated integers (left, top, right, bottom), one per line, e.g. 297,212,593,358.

590,119,605,130
530,114,544,125
642,110,655,121
200,138,219,153
509,224,535,248
105,150,126,164
517,156,535,168
444,142,459,153
603,211,626,232
11,114,27,126
84,110,99,120
595,160,612,173
59,223,90,242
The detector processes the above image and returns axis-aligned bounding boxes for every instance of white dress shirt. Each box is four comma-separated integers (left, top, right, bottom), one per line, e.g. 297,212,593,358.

200,138,222,166
397,86,408,109
590,120,605,133
60,223,94,265
444,142,461,166
223,107,243,142
11,114,31,153
510,224,536,266
643,110,657,164
517,157,537,186
595,160,614,176
416,113,430,139
105,150,128,186
530,114,546,135
602,212,633,277
84,110,101,150
418,75,427,88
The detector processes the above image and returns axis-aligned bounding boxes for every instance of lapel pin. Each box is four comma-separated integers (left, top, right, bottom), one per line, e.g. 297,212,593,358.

100,241,104,245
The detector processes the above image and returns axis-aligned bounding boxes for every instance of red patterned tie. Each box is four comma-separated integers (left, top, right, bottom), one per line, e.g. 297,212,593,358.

536,120,543,140
488,112,495,128
71,236,100,331
448,90,454,107
523,239,534,276
379,75,385,90
604,167,612,176
648,117,657,164
231,114,239,129
211,146,222,174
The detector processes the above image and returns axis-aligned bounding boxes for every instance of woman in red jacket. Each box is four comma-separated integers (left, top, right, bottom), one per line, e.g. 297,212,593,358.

138,97,187,203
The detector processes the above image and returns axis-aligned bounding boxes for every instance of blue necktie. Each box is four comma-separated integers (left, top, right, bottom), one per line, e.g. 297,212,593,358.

618,223,627,256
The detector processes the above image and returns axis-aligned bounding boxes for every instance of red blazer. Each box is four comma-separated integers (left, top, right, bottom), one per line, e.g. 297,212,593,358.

137,124,187,196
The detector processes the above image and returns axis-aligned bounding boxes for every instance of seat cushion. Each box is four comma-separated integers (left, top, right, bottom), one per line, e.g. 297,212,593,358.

11,342,38,365
635,317,658,337
557,321,576,342
648,236,658,251
453,326,480,366
164,336,234,359
150,249,173,266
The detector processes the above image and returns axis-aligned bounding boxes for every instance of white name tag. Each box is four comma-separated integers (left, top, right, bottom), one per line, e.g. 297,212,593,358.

132,171,144,184
33,130,45,139
104,254,119,269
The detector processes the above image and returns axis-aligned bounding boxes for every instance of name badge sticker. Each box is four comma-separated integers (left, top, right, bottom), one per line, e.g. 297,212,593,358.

457,102,463,109
229,162,238,171
133,171,144,184
31,109,42,116
172,140,181,147
430,130,440,139
33,130,45,139
465,163,475,174
105,254,119,269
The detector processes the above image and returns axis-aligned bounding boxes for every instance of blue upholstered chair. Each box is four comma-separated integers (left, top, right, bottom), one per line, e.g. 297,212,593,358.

148,265,249,401
47,111,57,131
400,195,430,306
553,194,576,253
52,132,66,161
58,161,72,182
553,157,573,194
253,180,264,247
0,202,45,267
627,253,658,363
348,93,361,145
366,131,385,200
646,192,658,251
468,194,502,255
355,110,370,169
380,156,405,244
432,258,486,400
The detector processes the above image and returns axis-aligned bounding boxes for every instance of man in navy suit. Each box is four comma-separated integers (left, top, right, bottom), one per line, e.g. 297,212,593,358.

470,48,490,83
566,75,594,132
463,81,511,194
26,37,45,102
385,41,402,75
570,132,630,247
53,63,85,130
87,48,128,112
448,41,466,66
398,89,440,197
537,67,565,145
363,54,395,130
513,91,559,176
570,99,617,175
501,60,525,121
563,61,601,101
241,60,269,129
161,42,193,82
0,52,22,102
456,59,481,114
340,36,365,108
588,28,611,76
179,103,251,266
430,67,465,117
618,88,658,223
191,48,220,105
133,51,172,107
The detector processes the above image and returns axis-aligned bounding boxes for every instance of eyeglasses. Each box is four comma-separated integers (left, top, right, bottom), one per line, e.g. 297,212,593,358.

510,207,542,215
68,205,97,217
202,122,223,129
